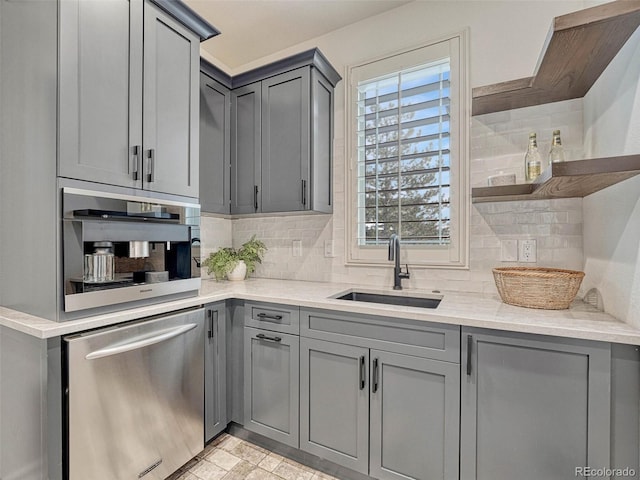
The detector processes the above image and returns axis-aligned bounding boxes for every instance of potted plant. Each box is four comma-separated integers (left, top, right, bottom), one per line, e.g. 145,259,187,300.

202,235,267,281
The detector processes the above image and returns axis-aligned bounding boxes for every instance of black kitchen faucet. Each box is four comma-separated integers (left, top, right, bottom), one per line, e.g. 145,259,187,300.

388,233,410,290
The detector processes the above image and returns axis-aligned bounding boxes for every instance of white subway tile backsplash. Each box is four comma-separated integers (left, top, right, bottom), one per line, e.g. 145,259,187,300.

550,223,583,235
200,99,585,293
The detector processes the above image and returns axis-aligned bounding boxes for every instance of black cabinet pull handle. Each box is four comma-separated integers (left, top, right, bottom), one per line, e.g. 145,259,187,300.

213,311,219,352
301,179,307,206
256,313,283,321
207,309,214,339
372,358,379,393
146,149,155,183
359,355,365,390
256,333,282,343
254,185,259,211
131,145,141,180
466,334,473,376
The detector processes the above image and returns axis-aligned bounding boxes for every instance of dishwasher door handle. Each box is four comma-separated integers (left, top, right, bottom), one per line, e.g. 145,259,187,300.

85,323,198,360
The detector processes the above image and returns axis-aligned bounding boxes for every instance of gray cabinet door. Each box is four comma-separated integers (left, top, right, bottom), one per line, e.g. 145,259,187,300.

143,1,199,198
369,350,460,480
243,327,299,448
461,328,611,480
205,303,227,442
58,0,143,188
261,68,310,213
231,83,262,214
310,69,333,213
300,338,369,474
200,74,230,214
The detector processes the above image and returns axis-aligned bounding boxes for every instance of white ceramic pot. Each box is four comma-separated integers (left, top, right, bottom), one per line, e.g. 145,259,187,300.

227,260,247,281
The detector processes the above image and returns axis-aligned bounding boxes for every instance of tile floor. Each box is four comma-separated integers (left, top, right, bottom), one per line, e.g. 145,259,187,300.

168,433,338,480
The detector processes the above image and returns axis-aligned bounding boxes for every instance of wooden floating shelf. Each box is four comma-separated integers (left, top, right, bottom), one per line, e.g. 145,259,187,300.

472,0,640,116
472,154,640,203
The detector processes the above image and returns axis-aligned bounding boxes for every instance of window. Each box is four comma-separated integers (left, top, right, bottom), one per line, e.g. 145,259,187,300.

346,33,469,267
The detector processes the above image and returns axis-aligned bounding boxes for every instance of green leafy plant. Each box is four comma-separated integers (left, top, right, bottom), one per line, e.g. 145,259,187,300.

202,235,267,281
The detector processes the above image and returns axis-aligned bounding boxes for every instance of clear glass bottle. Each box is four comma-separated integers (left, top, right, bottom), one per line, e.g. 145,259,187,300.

548,129,565,166
90,241,115,283
524,132,542,182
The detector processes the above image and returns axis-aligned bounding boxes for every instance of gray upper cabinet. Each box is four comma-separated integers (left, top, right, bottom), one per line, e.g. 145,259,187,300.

58,0,200,198
205,302,227,442
227,49,340,215
243,326,299,448
460,328,612,480
310,70,334,214
200,73,231,214
58,0,142,189
142,2,199,198
261,68,310,213
231,83,262,214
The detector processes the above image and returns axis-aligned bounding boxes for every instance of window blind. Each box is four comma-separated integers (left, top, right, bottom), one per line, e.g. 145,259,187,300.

355,61,451,246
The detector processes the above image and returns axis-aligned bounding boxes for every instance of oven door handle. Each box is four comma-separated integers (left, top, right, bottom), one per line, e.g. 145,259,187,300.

85,323,198,360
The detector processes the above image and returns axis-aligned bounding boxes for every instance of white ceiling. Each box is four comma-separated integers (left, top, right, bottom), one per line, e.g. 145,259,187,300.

184,0,413,72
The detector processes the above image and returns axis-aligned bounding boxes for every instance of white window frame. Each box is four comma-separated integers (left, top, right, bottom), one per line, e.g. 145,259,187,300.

345,31,469,268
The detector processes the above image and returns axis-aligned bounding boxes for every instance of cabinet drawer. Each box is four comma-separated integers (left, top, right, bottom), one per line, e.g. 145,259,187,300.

301,308,460,363
244,301,300,334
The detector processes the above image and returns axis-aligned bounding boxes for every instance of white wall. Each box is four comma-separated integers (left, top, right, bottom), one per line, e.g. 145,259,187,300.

230,1,589,89
582,27,640,326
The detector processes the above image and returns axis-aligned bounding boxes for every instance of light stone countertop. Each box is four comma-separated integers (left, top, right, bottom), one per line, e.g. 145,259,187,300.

1,278,640,345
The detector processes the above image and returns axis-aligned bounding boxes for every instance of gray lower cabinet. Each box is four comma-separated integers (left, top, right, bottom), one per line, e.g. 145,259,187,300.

244,301,301,335
200,73,231,214
300,338,370,474
58,0,200,198
460,328,612,480
0,327,63,480
243,326,300,448
369,350,460,480
205,302,227,442
300,337,460,480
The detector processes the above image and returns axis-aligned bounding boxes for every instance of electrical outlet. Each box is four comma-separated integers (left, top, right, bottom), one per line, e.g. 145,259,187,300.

324,240,335,258
519,239,537,263
292,240,302,257
501,240,518,262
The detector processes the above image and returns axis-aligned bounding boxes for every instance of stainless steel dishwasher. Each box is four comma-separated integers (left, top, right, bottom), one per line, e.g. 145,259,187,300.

64,308,204,480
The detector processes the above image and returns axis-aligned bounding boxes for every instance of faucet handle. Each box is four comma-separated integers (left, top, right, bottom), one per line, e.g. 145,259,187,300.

399,264,410,279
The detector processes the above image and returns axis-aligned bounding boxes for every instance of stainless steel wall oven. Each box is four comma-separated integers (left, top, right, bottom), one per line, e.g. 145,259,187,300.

62,188,200,312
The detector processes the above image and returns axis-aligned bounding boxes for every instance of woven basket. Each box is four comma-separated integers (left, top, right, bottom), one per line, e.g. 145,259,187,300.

492,267,585,310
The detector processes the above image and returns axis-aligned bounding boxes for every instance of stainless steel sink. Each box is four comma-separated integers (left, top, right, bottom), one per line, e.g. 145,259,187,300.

334,291,442,309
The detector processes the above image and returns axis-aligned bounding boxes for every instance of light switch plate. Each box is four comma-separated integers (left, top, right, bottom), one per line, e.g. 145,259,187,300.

501,240,518,262
519,239,537,262
324,240,335,258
